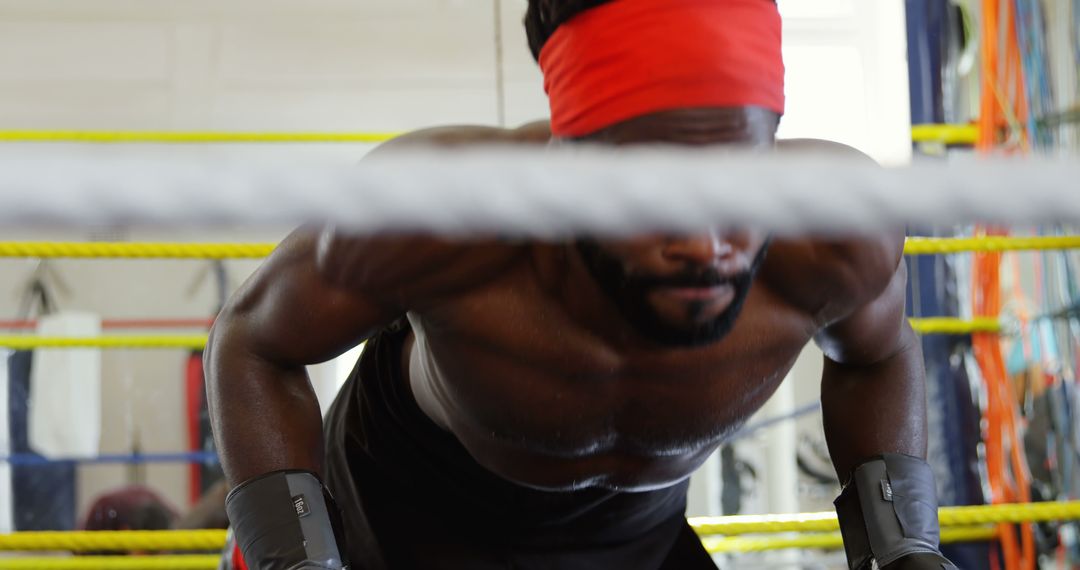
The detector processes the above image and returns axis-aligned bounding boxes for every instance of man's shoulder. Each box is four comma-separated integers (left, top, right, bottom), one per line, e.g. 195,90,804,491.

776,138,878,165
763,139,897,318
762,238,904,324
372,121,551,154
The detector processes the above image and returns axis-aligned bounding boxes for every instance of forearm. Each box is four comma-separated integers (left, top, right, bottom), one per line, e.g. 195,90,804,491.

813,249,955,568
205,310,355,569
205,327,326,487
821,324,927,481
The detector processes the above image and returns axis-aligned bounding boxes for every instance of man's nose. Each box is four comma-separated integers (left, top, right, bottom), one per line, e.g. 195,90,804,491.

661,231,740,266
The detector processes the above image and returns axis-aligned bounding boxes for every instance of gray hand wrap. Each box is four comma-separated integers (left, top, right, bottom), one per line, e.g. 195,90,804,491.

226,470,348,570
834,454,955,570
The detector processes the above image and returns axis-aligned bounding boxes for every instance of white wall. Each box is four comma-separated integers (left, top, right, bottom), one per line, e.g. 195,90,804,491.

0,0,910,159
0,0,911,525
777,0,912,165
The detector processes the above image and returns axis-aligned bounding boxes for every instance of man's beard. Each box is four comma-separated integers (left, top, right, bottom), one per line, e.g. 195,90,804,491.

575,240,770,348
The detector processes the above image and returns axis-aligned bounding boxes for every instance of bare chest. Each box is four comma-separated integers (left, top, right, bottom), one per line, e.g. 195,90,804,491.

407,282,816,460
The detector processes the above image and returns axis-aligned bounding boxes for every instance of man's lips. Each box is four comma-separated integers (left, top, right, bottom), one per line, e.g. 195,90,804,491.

654,283,735,303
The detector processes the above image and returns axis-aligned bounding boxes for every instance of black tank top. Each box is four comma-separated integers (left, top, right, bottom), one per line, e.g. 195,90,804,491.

322,320,692,569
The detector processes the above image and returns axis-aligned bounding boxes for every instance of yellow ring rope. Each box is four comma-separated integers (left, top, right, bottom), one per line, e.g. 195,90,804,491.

688,500,1080,536
0,130,400,144
0,335,209,350
904,236,1080,255
0,531,1005,568
0,502,1072,554
0,243,275,259
0,236,1076,260
702,526,998,554
908,317,1001,335
0,235,1068,349
4,126,975,146
0,556,220,570
692,512,840,536
910,124,980,146
0,318,992,349
0,531,225,553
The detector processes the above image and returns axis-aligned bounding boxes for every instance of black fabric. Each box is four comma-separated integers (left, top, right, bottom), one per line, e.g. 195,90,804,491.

881,552,958,570
834,482,873,570
7,350,76,531
226,471,345,570
322,320,717,570
842,455,950,570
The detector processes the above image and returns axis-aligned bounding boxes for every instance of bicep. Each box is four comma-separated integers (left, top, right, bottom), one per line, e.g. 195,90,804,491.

212,228,398,368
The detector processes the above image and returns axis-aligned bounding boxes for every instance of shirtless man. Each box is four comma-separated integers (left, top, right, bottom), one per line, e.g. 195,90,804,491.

207,0,958,568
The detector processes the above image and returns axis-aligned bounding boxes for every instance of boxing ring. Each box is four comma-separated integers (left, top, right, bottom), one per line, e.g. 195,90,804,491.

0,502,1078,568
3,148,1080,232
1,134,1079,569
0,235,1077,350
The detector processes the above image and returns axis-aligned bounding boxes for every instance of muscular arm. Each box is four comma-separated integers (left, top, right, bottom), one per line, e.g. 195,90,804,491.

205,228,398,486
813,236,926,481
206,122,544,489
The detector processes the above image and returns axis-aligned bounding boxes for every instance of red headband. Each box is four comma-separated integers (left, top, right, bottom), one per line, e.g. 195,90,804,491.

539,0,785,138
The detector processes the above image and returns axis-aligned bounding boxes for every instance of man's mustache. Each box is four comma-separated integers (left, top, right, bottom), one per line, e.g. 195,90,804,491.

624,269,747,290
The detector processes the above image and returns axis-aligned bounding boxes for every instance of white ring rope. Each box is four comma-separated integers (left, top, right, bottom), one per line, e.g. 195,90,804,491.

3,148,1079,234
